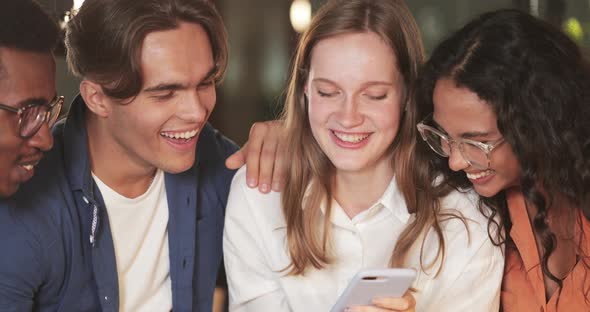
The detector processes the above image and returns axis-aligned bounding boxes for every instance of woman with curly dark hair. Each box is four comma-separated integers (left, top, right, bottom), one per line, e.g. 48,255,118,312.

415,9,590,312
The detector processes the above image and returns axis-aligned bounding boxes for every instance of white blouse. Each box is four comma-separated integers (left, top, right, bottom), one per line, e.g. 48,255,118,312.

223,167,503,312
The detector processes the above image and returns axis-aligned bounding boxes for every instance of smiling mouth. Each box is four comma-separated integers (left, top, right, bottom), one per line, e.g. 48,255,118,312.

331,130,371,143
160,128,199,141
466,169,493,180
20,164,34,171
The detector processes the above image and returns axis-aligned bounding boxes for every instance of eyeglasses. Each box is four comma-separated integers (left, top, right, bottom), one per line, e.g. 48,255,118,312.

0,95,64,138
417,119,505,170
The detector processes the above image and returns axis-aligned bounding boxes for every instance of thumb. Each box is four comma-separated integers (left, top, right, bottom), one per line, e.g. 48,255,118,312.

225,143,248,169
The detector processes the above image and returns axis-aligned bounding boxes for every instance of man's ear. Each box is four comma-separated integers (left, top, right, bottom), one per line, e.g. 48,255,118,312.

80,80,111,118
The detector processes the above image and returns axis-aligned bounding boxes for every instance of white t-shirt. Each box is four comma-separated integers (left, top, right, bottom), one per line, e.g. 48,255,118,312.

93,169,172,312
223,167,504,312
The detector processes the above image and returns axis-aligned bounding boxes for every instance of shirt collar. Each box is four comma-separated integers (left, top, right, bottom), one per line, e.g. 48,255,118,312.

272,176,412,231
61,94,95,196
321,176,412,227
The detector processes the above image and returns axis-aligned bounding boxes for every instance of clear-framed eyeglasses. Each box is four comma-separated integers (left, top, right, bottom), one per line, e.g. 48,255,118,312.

416,117,506,170
0,95,64,138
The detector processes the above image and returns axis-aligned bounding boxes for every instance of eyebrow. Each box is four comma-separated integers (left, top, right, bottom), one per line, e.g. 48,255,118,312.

143,65,218,93
431,118,492,139
311,78,394,87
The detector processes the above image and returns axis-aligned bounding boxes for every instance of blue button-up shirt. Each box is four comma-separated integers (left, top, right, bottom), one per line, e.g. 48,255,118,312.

0,95,238,311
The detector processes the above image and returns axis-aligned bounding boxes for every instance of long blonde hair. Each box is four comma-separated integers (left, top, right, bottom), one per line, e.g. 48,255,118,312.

281,0,453,275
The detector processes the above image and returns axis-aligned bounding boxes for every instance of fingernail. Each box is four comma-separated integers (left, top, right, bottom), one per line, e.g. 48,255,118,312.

272,181,281,191
247,178,257,188
260,183,270,193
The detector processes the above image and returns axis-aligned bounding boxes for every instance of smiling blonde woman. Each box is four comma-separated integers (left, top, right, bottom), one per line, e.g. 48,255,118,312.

223,1,504,311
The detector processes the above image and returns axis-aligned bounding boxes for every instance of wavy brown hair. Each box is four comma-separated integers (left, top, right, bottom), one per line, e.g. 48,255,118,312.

65,0,227,100
281,0,459,276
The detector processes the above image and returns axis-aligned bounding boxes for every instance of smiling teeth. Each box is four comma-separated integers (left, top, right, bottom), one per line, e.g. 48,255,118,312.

332,131,370,143
161,129,199,140
21,165,34,171
466,170,493,180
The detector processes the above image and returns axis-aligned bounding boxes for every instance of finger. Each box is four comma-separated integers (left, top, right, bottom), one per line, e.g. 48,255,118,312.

245,122,267,188
346,305,390,312
372,298,409,311
225,143,247,170
271,139,285,192
373,292,415,312
256,129,279,194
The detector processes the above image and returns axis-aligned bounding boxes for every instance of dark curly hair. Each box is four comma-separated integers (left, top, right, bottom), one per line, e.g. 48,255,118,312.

0,0,59,70
416,9,590,290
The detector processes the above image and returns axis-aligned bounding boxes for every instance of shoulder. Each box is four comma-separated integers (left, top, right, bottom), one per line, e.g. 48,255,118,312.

432,188,502,261
438,188,492,234
225,166,285,229
192,123,240,198
1,149,69,248
197,123,239,162
0,198,52,288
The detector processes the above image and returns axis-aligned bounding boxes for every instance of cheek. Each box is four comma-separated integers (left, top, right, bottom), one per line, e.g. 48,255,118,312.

493,148,521,181
201,88,217,113
112,105,167,137
370,102,401,131
307,100,332,128
0,116,21,155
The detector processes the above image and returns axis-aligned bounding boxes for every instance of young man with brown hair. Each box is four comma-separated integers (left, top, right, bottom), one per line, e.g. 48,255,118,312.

0,0,283,310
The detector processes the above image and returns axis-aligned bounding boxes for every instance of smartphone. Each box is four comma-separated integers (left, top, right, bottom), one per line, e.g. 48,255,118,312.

330,268,417,312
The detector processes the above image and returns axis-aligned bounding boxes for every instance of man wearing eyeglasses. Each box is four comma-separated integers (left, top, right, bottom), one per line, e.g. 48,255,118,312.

0,0,62,198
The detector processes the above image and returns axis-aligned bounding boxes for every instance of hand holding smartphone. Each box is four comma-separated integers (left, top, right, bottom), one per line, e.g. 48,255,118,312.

330,268,416,312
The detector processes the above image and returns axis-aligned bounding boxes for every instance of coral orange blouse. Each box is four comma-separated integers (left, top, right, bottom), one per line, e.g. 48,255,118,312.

501,189,590,312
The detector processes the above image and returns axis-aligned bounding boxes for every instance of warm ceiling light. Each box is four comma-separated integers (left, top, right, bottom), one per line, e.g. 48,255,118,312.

73,0,85,11
290,0,312,33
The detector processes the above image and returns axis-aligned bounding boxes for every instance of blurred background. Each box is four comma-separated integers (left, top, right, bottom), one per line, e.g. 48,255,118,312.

36,0,590,146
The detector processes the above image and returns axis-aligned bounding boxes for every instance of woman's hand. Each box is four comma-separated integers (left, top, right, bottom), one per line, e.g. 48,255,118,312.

346,291,416,312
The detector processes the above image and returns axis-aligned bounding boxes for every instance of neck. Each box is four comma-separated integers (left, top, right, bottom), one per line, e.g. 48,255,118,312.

86,113,156,198
333,154,395,219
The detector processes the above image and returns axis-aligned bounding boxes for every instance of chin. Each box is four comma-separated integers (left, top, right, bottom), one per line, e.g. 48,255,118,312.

330,160,369,173
472,184,502,198
0,183,18,198
161,160,195,174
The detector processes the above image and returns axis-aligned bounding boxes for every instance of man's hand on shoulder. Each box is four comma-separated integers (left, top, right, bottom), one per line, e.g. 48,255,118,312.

225,120,285,194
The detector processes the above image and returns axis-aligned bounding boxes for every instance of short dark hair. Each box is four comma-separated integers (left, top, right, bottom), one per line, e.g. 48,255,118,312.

65,0,228,100
0,0,59,53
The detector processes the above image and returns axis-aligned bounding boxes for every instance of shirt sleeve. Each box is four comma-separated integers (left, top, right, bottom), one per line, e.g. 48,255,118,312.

418,194,504,312
223,168,292,312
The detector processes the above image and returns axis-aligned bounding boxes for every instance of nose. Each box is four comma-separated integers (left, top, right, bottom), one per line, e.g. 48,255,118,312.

27,122,53,152
178,89,212,123
447,146,469,172
336,95,364,128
